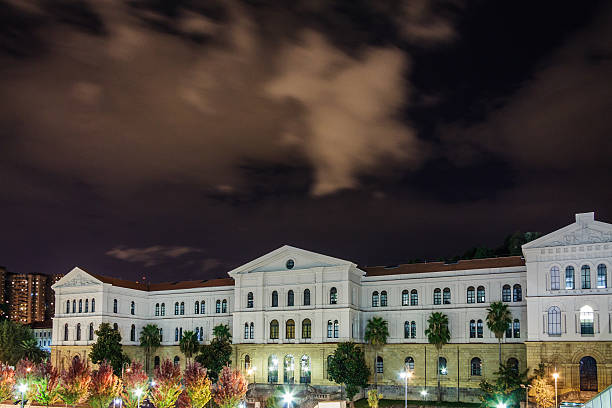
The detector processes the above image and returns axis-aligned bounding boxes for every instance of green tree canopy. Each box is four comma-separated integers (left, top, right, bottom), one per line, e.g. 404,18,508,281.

328,342,369,402
425,312,450,402
179,330,200,363
486,301,513,365
89,323,130,376
139,324,161,374
364,317,389,387
479,363,529,408
195,324,232,381
212,324,232,341
0,320,38,364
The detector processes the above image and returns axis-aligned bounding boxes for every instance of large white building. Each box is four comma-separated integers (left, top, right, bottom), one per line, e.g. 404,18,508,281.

51,212,612,402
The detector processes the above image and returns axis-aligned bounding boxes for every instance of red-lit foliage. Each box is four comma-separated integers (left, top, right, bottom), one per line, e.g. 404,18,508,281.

213,365,247,408
150,359,182,408
58,355,92,407
0,363,15,402
32,360,61,407
183,362,212,408
15,358,36,399
121,361,148,408
89,361,122,408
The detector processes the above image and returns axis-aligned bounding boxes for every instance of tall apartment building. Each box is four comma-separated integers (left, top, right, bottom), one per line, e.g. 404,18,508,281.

0,267,7,320
3,272,64,324
45,274,63,321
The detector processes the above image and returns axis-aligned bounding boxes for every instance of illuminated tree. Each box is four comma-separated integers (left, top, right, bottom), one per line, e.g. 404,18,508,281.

183,362,212,408
58,356,92,407
213,365,247,408
150,359,182,408
32,360,61,408
0,363,15,402
531,377,554,408
120,362,149,408
367,389,383,408
88,361,123,408
15,358,37,400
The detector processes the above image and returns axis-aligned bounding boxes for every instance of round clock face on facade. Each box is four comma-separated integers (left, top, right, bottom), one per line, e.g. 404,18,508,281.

286,259,295,269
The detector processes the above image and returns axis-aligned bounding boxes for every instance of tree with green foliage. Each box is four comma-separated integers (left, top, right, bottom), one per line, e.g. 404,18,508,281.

0,320,38,365
89,323,130,376
32,361,61,408
486,302,513,365
328,342,369,405
58,356,92,408
139,324,161,374
479,363,529,408
367,389,383,408
0,363,15,402
88,361,122,408
425,312,450,402
183,362,212,408
195,324,232,381
150,359,183,408
179,330,200,364
20,338,48,363
364,317,389,388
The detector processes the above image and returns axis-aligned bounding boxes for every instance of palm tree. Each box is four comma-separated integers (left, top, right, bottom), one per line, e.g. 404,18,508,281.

179,330,200,363
425,312,450,402
212,324,232,342
20,338,47,363
486,301,512,366
364,317,389,388
139,324,161,373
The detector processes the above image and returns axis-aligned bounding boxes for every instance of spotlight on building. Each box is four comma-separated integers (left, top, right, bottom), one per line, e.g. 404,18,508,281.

282,391,294,407
420,390,428,397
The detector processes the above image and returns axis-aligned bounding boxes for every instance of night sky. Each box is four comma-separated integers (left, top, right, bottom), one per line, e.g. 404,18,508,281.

1,0,611,282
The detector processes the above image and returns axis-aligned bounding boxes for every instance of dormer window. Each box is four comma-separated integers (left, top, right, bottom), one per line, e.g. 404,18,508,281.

286,259,295,269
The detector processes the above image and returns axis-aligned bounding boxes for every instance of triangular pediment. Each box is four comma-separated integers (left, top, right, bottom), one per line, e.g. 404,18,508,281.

523,212,612,249
228,245,356,276
52,267,103,289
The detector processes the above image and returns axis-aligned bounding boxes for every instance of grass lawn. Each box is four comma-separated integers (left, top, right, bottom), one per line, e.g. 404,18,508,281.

354,399,480,408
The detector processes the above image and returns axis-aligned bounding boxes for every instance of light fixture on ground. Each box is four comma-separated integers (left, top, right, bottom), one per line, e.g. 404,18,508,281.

552,372,559,408
496,403,507,408
399,369,413,408
134,388,143,408
282,391,294,408
17,383,28,408
113,398,122,408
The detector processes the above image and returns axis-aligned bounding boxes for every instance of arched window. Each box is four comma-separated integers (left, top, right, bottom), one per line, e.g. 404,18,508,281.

130,301,135,315
271,291,278,307
89,323,94,341
330,287,337,304
477,319,483,338
372,291,379,307
85,299,89,313
222,299,227,313
507,358,519,373
79,299,82,313
469,320,476,338
467,287,475,304
154,356,160,368
268,355,279,383
247,292,254,308
64,324,68,341
180,302,185,315
302,319,312,339
513,285,522,302
175,328,179,341
404,321,410,339
402,290,409,306
155,303,160,316
72,300,76,313
130,324,136,341
550,266,560,290
113,299,117,313
580,305,594,335
283,355,294,383
175,302,179,315
597,264,608,288
410,321,416,339
216,300,221,313
380,291,387,307
548,306,561,336
502,285,511,302
160,302,164,316
300,355,311,384
303,289,311,306
76,323,81,341
200,301,205,314
376,356,383,374
506,321,512,338
288,290,294,307
195,301,200,314
327,320,333,338
250,322,254,339
443,288,451,304
333,320,339,338
286,319,295,339
195,327,200,340
244,323,249,339
326,355,333,380
405,356,415,371
582,265,591,289
173,356,180,367
580,356,598,391
244,355,251,370
433,288,441,305
513,319,520,338
566,266,575,289
270,320,279,339
91,298,95,313
66,300,70,314
410,289,418,306
477,286,485,303
470,357,482,376
438,357,447,375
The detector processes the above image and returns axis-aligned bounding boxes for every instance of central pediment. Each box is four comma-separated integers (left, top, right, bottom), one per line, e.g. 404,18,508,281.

52,267,103,289
523,212,612,249
228,245,356,276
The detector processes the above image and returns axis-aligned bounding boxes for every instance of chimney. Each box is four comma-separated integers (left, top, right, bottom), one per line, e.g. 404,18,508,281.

575,212,595,225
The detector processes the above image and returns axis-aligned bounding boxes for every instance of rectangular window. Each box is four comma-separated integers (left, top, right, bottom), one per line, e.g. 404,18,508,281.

582,267,591,289
513,320,520,338
566,267,575,289
433,290,441,305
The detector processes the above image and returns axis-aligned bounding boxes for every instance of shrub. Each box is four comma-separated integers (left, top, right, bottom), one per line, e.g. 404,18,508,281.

89,361,123,408
213,365,247,408
32,360,61,408
121,362,149,408
15,358,37,400
58,356,92,407
0,363,15,402
183,362,212,408
367,390,383,408
150,359,183,408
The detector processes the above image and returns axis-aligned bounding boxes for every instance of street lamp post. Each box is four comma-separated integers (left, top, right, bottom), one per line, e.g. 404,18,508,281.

18,383,27,408
134,388,143,408
552,373,559,408
399,368,412,408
